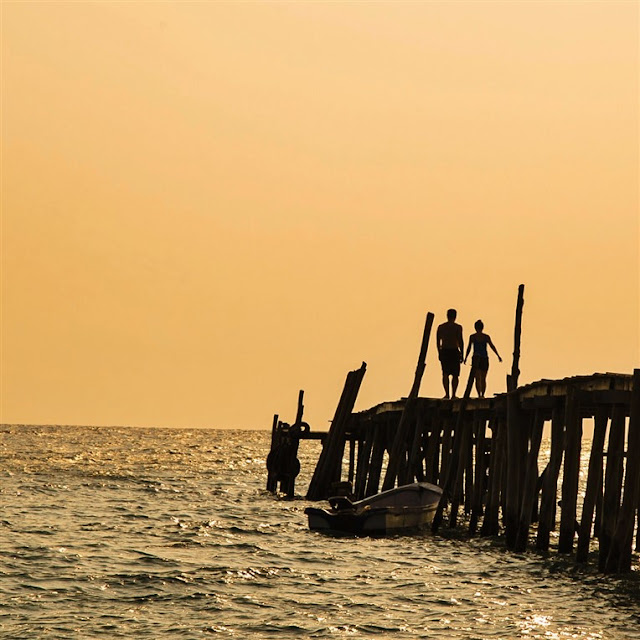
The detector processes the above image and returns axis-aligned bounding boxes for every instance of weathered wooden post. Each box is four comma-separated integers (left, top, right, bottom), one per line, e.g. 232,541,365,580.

481,413,506,536
505,374,526,548
365,421,389,497
424,412,442,485
469,413,488,535
306,363,367,500
558,386,582,553
515,409,545,551
605,368,640,573
354,427,374,499
598,403,626,570
576,406,609,562
406,409,426,483
511,283,525,389
432,362,475,532
266,413,280,492
504,285,526,548
536,403,565,550
382,312,434,490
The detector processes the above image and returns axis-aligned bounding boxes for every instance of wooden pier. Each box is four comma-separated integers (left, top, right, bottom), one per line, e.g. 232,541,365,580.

266,288,639,573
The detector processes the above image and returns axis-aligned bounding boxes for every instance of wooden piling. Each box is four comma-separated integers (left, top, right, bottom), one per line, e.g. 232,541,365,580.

605,368,640,573
505,374,526,549
365,419,391,498
469,413,488,535
515,410,544,552
481,415,506,536
536,403,565,551
433,363,475,532
576,406,609,562
598,403,627,570
558,387,582,553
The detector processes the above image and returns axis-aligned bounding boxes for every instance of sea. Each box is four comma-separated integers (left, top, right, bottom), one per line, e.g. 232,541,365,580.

1,425,639,639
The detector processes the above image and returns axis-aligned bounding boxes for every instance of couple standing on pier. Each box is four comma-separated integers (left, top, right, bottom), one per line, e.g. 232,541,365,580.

437,308,502,399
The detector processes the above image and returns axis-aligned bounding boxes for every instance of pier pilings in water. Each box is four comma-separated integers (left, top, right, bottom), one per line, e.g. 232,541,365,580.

268,370,639,573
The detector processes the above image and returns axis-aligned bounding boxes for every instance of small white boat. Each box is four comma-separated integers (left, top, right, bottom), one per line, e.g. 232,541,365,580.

304,482,443,536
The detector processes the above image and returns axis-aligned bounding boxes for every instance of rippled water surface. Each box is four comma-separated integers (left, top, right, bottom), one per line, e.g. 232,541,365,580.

1,426,638,639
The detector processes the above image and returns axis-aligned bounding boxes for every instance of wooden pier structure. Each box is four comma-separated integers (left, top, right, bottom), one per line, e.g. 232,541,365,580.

266,288,640,573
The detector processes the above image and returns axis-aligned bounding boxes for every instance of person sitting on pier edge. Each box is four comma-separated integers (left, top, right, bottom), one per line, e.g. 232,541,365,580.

436,308,464,399
464,319,502,398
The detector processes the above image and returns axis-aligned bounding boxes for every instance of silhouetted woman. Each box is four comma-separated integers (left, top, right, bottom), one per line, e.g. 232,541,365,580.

463,320,502,397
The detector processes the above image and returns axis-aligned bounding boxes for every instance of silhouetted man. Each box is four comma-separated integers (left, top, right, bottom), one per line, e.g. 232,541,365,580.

437,309,464,399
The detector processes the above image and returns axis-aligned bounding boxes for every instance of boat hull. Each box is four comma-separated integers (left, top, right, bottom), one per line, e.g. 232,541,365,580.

305,482,442,536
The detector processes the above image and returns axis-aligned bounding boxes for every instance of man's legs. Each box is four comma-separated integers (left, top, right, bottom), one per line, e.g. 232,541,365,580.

451,375,459,398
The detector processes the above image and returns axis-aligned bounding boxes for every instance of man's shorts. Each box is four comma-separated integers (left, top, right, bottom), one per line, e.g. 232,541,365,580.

439,349,461,376
472,355,489,372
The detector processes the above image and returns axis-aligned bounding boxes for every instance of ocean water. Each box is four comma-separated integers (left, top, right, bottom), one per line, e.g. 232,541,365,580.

1,425,638,639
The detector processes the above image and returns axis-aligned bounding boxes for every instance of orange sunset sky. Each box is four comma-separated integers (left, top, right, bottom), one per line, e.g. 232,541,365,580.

1,1,638,430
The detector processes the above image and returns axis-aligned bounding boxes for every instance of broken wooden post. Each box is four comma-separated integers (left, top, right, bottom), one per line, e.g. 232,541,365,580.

306,363,367,500
511,284,525,389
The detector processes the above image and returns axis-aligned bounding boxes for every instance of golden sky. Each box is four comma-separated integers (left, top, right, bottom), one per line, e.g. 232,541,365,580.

1,1,638,429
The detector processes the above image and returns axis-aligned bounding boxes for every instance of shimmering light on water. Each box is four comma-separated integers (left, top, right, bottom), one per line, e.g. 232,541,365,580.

1,426,638,639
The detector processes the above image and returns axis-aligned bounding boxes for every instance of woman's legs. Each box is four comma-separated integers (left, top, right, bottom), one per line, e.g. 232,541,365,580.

477,370,487,397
